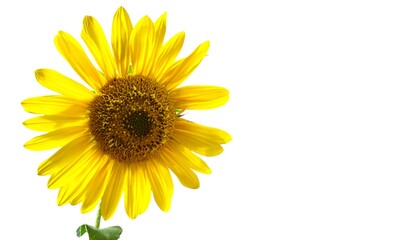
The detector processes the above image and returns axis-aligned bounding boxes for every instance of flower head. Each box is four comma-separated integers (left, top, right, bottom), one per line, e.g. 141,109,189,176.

22,7,230,220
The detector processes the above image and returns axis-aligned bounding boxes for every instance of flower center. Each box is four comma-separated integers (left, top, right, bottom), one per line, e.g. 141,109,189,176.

125,110,152,137
88,75,175,163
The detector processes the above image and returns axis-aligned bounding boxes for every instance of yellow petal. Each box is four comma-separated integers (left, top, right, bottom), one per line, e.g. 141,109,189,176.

159,148,200,189
24,125,88,150
57,185,73,205
23,114,87,132
176,119,231,143
173,119,231,156
153,12,167,50
112,7,133,76
130,16,155,75
150,32,185,80
173,131,222,156
146,12,167,77
54,31,106,90
21,96,88,115
38,134,93,175
82,16,117,80
101,161,126,220
48,144,95,189
124,163,151,219
59,176,92,206
55,149,106,206
145,160,173,211
70,154,106,206
170,86,229,110
166,140,211,174
35,69,94,100
160,41,210,90
81,156,113,213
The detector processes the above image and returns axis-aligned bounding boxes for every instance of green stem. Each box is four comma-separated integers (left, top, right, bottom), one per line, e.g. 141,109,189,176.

95,203,102,229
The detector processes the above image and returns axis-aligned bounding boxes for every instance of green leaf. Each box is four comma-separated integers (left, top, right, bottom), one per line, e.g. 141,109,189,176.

77,224,123,240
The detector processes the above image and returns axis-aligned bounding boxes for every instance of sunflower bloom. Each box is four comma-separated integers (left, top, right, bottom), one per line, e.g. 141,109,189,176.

22,7,230,220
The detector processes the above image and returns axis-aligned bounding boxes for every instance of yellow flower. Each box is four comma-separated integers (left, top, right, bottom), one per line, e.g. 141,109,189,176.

22,7,230,220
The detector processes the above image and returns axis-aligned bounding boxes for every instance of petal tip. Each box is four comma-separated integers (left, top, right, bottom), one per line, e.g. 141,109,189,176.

117,6,126,12
159,12,167,19
203,40,210,49
223,132,232,143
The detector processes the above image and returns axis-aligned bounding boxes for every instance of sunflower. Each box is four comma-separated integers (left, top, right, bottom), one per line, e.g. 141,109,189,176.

22,7,230,220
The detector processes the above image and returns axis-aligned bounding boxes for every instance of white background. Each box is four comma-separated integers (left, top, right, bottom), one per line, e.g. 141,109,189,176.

1,0,395,239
